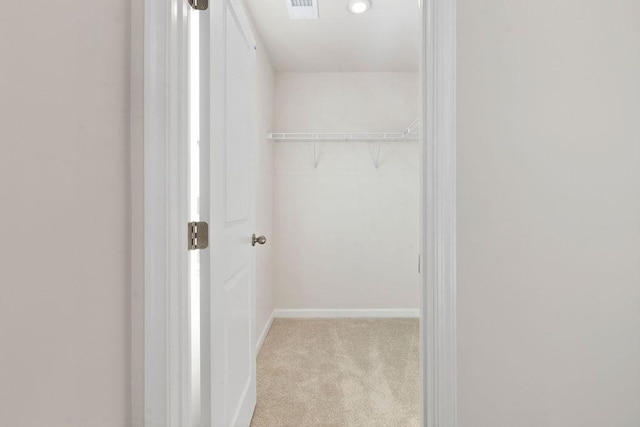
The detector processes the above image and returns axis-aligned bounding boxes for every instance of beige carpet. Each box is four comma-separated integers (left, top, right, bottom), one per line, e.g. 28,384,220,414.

251,318,420,426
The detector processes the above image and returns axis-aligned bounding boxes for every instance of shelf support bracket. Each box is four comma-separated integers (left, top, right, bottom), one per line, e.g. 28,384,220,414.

374,141,383,169
313,139,319,168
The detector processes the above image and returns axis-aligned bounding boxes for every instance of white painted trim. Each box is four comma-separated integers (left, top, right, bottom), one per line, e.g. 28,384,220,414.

256,311,275,354
273,309,420,319
142,0,191,426
421,0,457,426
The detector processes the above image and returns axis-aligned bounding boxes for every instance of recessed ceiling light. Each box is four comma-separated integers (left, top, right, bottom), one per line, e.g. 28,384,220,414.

347,0,371,14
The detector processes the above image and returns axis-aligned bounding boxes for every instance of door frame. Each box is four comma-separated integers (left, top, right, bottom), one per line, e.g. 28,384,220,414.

131,0,457,425
421,1,457,425
133,0,192,426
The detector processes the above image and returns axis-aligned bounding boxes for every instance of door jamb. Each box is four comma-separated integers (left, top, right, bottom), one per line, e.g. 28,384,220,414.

133,0,458,426
133,0,192,426
421,1,457,425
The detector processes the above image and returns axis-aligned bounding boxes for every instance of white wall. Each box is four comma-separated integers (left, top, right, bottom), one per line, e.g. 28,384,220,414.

273,73,420,310
458,1,640,426
253,32,276,344
0,0,130,426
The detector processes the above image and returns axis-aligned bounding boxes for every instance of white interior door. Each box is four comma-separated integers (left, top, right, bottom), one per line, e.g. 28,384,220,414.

197,1,257,425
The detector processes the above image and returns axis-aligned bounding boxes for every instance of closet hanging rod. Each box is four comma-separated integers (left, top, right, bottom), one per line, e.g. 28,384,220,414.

268,118,421,142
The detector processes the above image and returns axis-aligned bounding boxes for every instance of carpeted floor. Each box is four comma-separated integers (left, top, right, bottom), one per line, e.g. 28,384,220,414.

250,318,420,426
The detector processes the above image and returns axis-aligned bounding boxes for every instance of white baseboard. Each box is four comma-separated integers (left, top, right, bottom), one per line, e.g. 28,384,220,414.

256,311,275,355
272,308,420,319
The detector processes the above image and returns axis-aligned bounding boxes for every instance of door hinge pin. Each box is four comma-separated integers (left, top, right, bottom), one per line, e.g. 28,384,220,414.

188,0,208,10
188,221,209,250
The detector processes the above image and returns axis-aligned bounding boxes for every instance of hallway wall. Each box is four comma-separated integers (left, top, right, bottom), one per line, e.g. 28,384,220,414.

457,1,640,425
0,0,131,425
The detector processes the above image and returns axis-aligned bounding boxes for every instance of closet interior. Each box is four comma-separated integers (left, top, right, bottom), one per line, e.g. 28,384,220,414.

245,0,421,424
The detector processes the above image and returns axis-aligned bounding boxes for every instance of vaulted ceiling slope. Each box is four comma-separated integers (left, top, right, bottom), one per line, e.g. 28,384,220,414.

245,0,420,72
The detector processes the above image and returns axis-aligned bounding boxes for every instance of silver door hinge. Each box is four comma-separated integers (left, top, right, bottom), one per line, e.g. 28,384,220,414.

188,0,208,10
188,221,209,250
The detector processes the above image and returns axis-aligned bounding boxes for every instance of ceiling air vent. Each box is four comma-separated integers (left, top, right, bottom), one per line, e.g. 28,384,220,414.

287,0,319,20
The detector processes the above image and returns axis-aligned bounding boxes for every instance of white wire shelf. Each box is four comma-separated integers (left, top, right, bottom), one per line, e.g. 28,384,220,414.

267,119,421,168
267,118,421,143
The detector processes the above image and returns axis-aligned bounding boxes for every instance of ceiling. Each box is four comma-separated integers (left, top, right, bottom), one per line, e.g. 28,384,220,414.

244,0,420,72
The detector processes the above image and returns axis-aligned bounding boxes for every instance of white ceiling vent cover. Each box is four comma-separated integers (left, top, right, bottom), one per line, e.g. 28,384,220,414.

287,0,319,20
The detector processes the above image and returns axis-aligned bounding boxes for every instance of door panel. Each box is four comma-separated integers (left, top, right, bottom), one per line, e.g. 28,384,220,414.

200,0,257,426
224,6,253,224
224,268,252,421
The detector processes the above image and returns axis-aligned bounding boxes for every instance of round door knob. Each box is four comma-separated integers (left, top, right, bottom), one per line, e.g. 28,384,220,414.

252,234,267,246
